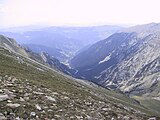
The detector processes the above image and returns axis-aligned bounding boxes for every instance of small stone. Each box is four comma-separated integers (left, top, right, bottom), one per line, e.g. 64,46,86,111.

19,90,23,93
0,94,9,101
24,93,31,97
36,115,39,118
11,89,16,92
8,77,12,81
24,97,29,100
9,112,15,117
86,115,92,120
4,75,8,78
0,113,7,120
148,117,157,120
7,100,12,103
41,110,45,113
52,92,59,95
33,91,44,95
45,96,56,102
11,78,17,83
63,96,70,100
6,103,20,108
20,97,25,102
111,117,116,120
35,104,42,111
85,102,92,106
30,112,36,117
102,108,108,111
123,116,130,120
0,89,3,93
6,83,14,87
54,115,60,118
70,116,75,119
48,109,53,112
15,117,21,120
58,109,63,112
76,116,83,119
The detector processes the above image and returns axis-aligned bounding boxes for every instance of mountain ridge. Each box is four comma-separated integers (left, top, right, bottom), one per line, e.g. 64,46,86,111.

0,34,156,119
0,25,122,63
70,23,160,100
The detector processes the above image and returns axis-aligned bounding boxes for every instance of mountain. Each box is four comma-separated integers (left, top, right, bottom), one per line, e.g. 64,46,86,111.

22,44,68,63
39,52,76,76
0,35,75,76
0,25,122,63
0,35,28,57
70,23,160,102
0,35,156,119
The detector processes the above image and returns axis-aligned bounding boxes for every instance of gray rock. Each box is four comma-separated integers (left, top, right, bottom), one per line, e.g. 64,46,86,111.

24,93,31,97
15,117,21,120
35,104,42,111
0,113,7,120
6,103,20,108
148,117,157,120
6,83,14,87
0,94,9,101
7,100,12,103
30,112,36,117
102,108,108,111
45,96,56,102
0,90,3,93
33,91,44,95
76,115,83,119
19,97,25,102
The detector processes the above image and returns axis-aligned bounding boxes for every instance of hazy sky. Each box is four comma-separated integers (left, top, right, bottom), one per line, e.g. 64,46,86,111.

0,0,160,27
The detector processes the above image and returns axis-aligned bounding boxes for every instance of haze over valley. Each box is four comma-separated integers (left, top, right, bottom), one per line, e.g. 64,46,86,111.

0,0,160,119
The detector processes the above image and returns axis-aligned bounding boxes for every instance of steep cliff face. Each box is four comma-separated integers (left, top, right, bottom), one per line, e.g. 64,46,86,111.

70,23,160,97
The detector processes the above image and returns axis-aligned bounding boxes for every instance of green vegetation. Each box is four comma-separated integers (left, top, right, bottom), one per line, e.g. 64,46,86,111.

0,47,159,119
133,96,160,116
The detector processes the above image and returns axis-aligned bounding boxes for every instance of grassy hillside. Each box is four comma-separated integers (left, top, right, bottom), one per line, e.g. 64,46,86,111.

0,47,158,119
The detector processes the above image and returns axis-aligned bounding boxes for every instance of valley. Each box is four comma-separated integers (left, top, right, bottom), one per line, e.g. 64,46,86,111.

0,0,160,119
0,39,154,119
0,23,160,119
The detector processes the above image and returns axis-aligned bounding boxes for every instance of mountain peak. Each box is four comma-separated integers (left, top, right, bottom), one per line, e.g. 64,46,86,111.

120,22,160,34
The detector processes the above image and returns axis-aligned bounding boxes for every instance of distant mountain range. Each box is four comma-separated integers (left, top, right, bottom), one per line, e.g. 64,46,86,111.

0,25,122,64
0,35,75,76
1,23,160,117
1,34,157,119
71,23,160,100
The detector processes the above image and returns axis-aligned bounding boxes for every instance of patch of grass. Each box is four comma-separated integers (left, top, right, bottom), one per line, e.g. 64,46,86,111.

0,48,158,118
132,95,160,116
0,48,97,100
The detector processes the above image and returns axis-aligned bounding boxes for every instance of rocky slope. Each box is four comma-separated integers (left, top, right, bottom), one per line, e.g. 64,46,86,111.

70,23,160,99
39,52,76,76
0,35,28,57
0,37,155,119
0,75,150,120
0,35,75,76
